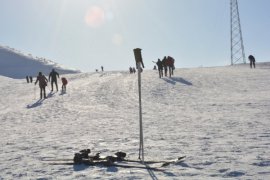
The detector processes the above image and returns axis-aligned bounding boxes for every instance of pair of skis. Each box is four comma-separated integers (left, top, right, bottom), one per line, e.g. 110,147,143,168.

42,156,186,171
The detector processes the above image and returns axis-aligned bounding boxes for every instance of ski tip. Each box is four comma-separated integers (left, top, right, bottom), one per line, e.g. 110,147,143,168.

177,156,186,160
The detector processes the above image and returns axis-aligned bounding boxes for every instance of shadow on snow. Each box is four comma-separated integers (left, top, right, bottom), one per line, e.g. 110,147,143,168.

162,77,193,86
26,99,44,109
72,164,118,172
26,92,55,108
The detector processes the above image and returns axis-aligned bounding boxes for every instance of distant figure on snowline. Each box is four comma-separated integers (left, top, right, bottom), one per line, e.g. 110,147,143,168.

129,67,133,74
153,65,157,70
26,76,29,83
49,69,60,92
101,66,104,72
29,76,33,83
35,72,48,99
248,55,256,69
61,77,68,92
156,59,163,78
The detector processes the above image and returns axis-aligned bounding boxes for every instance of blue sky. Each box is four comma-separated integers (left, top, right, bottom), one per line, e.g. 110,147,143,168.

0,0,269,72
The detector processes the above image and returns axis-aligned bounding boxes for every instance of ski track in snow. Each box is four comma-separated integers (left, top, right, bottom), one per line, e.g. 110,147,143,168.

0,64,270,179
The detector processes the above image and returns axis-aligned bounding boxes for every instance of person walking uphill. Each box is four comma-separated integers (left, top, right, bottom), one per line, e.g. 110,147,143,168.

35,72,48,99
61,77,68,92
248,55,256,69
156,59,163,78
49,69,60,92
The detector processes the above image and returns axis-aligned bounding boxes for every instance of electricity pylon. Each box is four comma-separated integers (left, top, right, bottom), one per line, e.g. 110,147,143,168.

230,0,246,65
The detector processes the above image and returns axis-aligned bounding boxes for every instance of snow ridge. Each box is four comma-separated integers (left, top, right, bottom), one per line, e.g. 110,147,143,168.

0,45,80,79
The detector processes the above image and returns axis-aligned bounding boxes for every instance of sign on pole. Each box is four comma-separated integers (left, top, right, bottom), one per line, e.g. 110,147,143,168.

133,48,144,161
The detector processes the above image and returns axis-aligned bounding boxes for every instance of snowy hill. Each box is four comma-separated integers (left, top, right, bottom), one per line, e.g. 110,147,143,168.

0,45,80,79
0,63,270,179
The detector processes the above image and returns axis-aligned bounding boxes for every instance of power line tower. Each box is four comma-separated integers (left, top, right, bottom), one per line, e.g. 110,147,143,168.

230,0,246,65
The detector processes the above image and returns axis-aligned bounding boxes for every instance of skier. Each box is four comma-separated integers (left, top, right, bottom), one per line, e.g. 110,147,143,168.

61,77,68,92
26,76,29,83
101,66,104,72
35,72,48,99
156,59,163,78
248,55,256,68
49,69,60,92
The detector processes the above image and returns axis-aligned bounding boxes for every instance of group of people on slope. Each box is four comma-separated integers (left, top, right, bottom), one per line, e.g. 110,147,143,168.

33,54,257,99
34,69,68,99
155,56,175,78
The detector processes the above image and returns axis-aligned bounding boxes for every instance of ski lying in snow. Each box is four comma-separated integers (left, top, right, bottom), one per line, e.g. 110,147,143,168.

123,156,186,166
47,161,164,172
41,158,74,161
160,156,186,167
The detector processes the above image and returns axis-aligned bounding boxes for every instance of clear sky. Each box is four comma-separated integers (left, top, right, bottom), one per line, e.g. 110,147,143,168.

0,0,269,72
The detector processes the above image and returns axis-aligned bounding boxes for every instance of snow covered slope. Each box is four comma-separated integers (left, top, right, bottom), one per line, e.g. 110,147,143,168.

0,63,270,179
0,45,80,79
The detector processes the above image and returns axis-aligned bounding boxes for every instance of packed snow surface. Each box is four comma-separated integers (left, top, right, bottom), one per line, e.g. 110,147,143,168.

0,63,270,179
0,45,80,79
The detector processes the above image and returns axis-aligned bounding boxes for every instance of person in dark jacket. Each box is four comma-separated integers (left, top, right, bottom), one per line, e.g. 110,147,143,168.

49,69,60,91
26,76,29,83
35,72,48,99
248,55,256,68
162,56,168,76
29,76,33,83
132,67,136,73
156,59,163,78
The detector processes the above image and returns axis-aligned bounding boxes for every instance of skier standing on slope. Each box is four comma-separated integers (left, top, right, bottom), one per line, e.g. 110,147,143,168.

35,72,48,99
49,69,60,92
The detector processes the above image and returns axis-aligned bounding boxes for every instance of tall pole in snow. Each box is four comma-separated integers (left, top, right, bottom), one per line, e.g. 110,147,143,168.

133,48,145,162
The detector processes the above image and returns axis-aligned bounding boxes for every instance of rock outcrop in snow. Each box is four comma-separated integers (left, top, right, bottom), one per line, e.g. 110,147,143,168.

0,45,80,79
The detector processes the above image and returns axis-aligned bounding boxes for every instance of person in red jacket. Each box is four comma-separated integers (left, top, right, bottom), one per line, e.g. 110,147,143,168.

35,72,48,99
61,77,68,92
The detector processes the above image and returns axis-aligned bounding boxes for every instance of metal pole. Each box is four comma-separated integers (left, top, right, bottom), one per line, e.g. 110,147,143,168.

230,0,246,65
230,0,233,65
236,0,246,64
137,62,144,162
